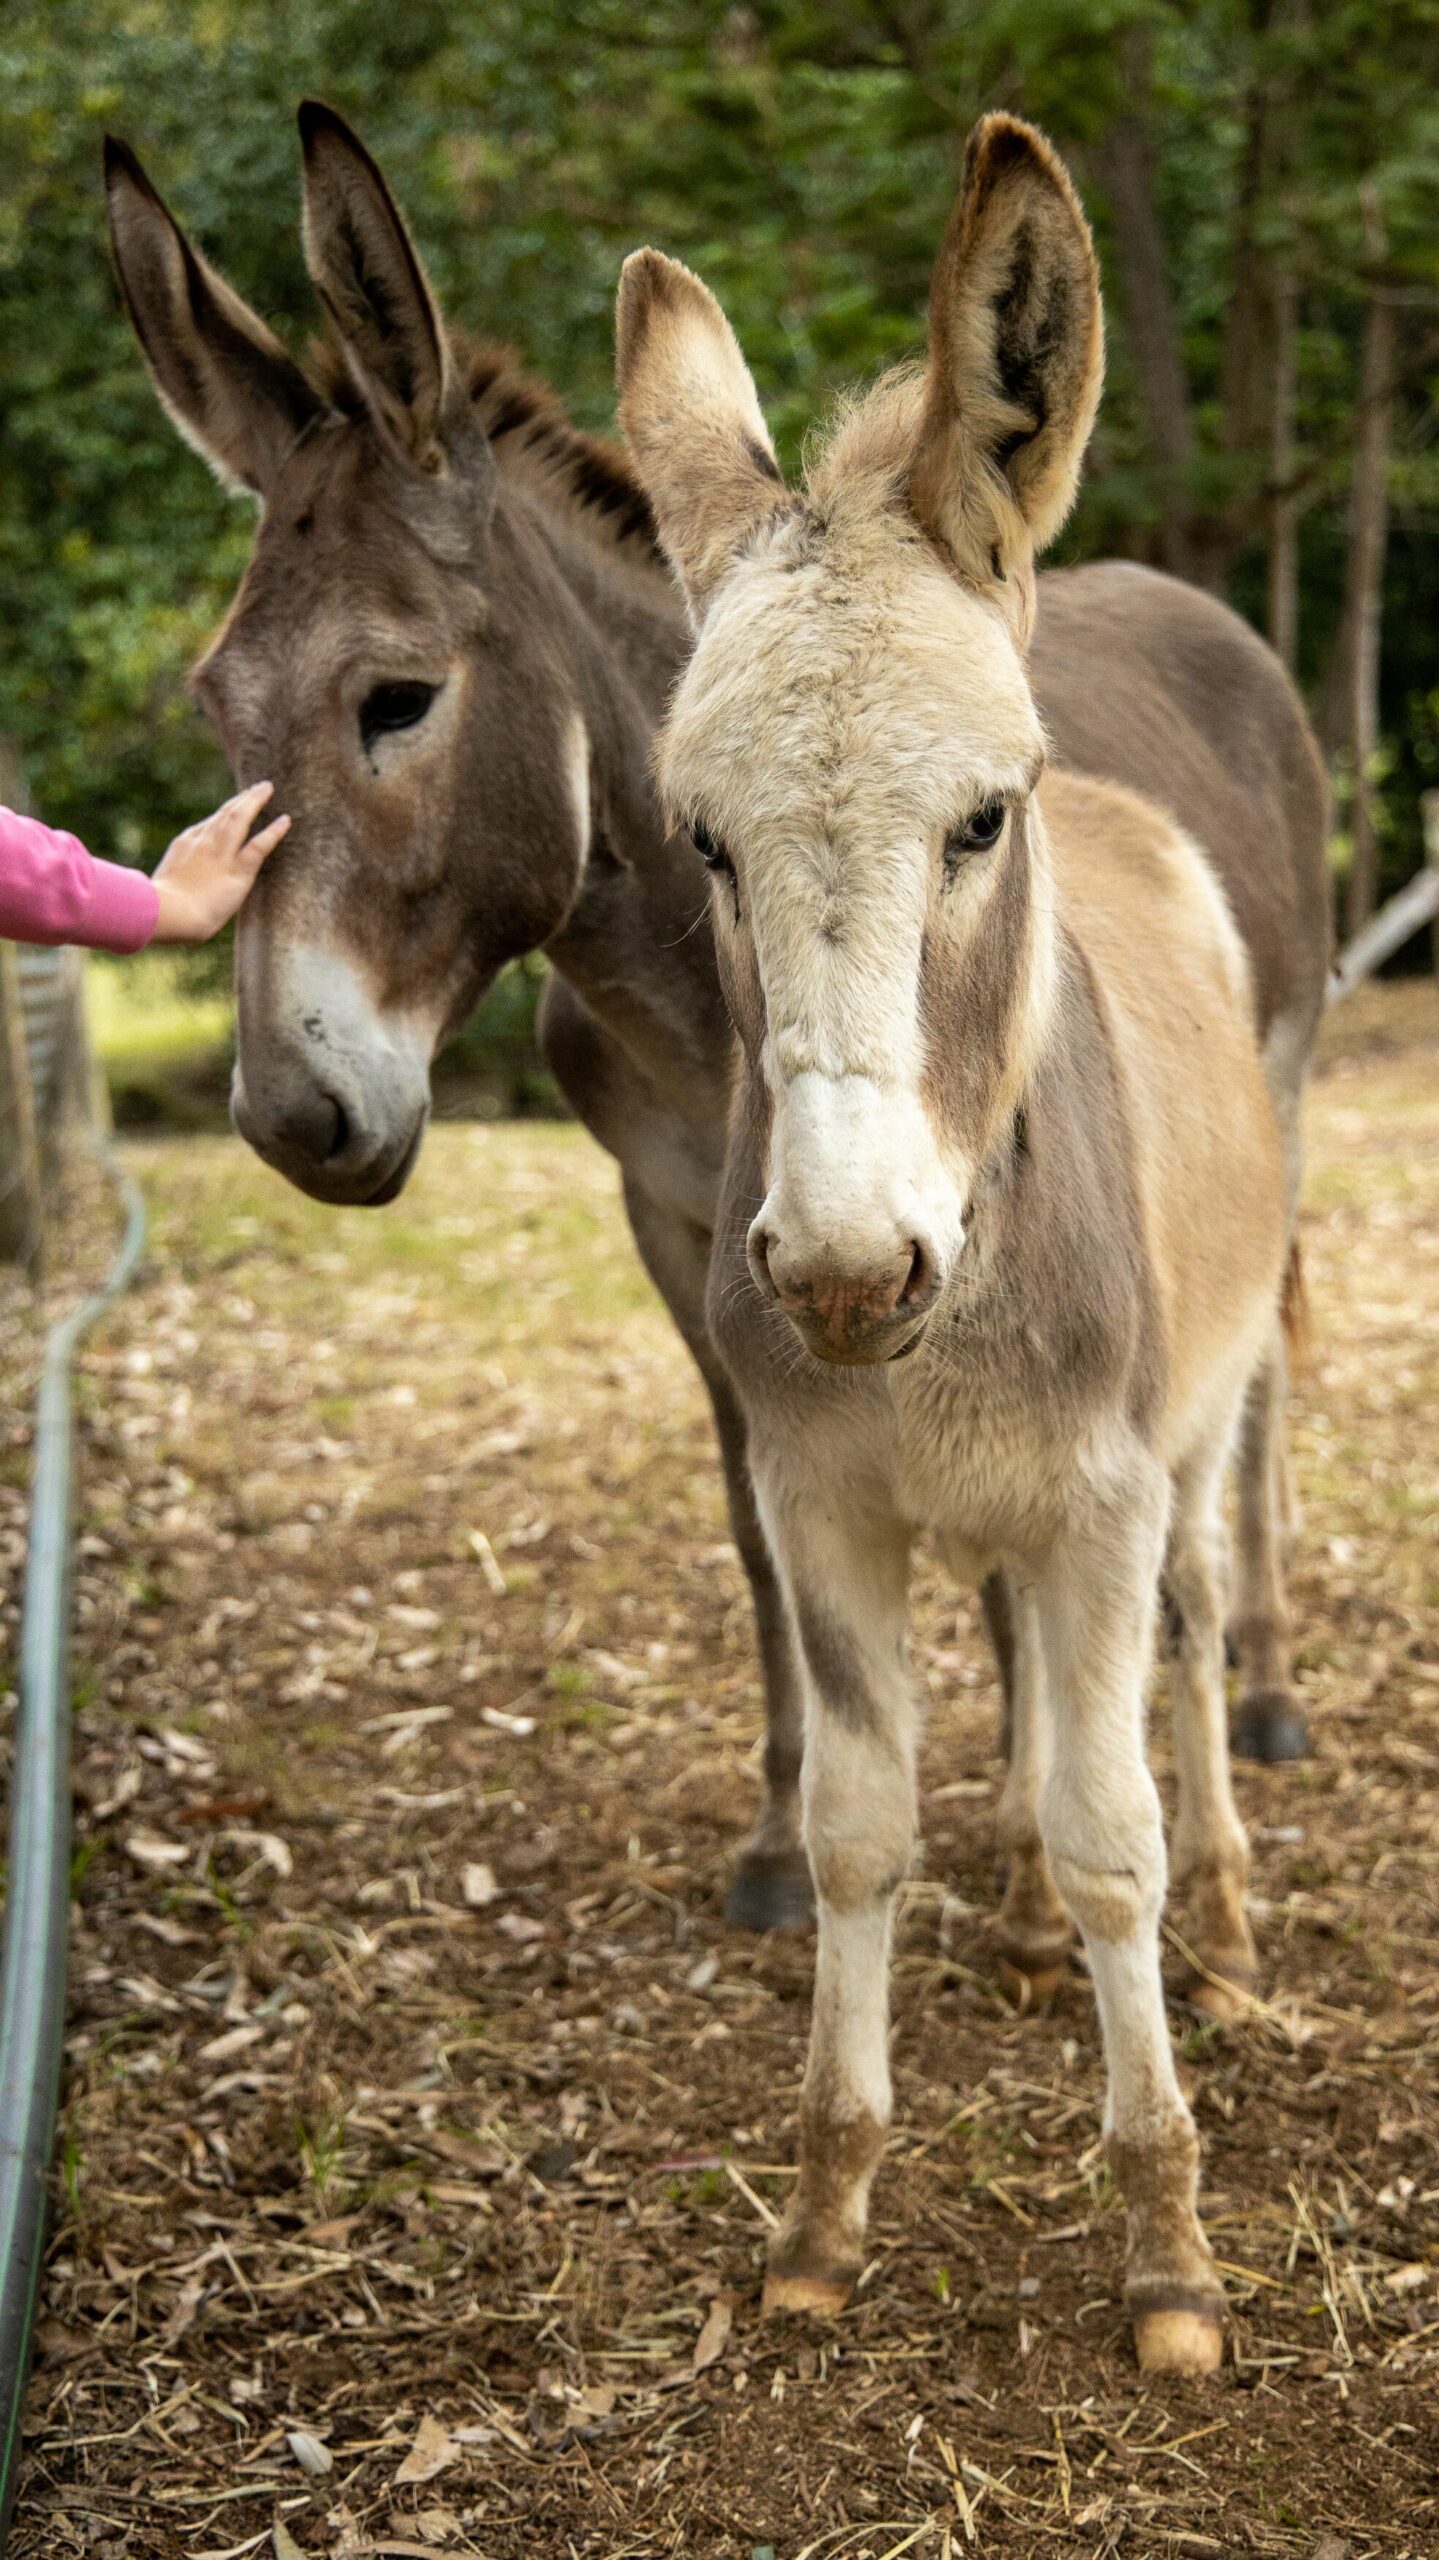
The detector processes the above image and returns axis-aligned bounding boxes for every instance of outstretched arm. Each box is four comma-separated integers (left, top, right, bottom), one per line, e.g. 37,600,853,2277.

0,784,289,953
0,805,158,952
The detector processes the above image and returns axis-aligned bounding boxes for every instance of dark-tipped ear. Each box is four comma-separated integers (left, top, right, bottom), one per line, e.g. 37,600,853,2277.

104,135,323,497
909,114,1103,590
616,249,794,619
299,100,458,465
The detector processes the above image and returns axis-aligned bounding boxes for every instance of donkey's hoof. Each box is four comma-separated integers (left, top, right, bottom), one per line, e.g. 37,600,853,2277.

997,1956,1067,2014
1232,1686,1309,1764
1132,2302,1225,2375
1184,1966,1255,2024
724,1848,814,1933
762,2266,852,2318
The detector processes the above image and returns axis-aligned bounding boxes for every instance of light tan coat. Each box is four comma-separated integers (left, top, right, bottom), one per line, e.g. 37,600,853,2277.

618,112,1295,2375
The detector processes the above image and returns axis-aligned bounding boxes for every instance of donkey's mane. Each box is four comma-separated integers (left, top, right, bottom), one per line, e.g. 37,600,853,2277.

310,336,662,564
804,365,926,521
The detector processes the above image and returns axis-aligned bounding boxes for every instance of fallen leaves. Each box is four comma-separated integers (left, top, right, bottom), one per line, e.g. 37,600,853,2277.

123,1827,190,1871
13,1015,1438,2559
392,2413,458,2488
691,2290,734,2376
286,2430,334,2478
466,1529,507,1595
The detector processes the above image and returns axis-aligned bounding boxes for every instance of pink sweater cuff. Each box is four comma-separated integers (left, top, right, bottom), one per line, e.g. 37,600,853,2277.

0,807,160,954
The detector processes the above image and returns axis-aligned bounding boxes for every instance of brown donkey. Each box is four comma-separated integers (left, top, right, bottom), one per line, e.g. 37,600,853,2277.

104,111,1325,1968
617,115,1300,2370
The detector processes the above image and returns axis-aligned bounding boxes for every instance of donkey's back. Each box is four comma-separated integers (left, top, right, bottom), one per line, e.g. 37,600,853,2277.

1033,560,1331,1058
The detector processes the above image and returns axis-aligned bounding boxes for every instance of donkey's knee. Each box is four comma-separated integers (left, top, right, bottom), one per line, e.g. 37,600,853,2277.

805,1738,913,1915
1040,1779,1165,1948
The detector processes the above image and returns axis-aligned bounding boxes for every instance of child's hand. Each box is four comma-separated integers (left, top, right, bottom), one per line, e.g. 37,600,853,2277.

150,781,290,943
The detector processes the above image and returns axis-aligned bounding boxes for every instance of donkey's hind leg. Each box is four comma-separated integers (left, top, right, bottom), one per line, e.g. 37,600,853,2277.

993,1575,1073,2009
1168,1437,1258,2019
619,1172,811,1930
1230,1323,1309,1764
1036,1463,1224,2375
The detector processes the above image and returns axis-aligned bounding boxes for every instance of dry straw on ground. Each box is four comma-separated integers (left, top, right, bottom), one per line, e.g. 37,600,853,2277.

0,982,1435,2558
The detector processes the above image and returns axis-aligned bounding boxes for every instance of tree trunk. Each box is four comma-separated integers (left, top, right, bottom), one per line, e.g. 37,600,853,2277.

1217,4,1278,480
1266,265,1300,670
1342,187,1394,938
1101,29,1200,579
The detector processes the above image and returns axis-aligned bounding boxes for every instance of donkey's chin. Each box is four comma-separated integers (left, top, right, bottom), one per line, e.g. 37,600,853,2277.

354,1117,427,1206
789,1311,933,1369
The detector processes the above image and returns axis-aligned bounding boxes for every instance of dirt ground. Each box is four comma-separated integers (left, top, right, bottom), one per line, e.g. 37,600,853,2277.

1,980,1436,2560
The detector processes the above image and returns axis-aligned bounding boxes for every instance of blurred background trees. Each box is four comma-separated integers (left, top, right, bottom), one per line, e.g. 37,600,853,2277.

2,0,1436,1094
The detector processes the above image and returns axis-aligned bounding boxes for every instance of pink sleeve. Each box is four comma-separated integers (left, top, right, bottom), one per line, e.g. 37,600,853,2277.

0,807,159,953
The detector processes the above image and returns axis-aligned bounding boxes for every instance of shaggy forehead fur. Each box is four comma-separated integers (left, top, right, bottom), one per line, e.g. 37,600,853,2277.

659,377,1045,845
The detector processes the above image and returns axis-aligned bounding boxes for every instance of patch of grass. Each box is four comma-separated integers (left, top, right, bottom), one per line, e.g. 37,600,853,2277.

89,952,234,1130
549,1663,592,1697
297,2113,351,2214
667,2167,728,2210
69,1837,102,1899
60,2126,85,2216
557,1698,617,1734
89,951,232,1073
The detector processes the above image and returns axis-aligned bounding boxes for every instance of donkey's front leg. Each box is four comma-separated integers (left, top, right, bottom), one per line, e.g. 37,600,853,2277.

760,1500,914,2314
1037,1472,1225,2376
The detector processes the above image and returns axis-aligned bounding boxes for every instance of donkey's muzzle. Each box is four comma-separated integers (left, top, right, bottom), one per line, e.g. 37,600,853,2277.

231,1059,427,1207
750,1224,941,1365
232,941,434,1206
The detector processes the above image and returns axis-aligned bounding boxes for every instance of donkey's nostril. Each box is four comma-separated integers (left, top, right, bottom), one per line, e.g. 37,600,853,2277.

273,1086,344,1167
749,1225,778,1301
899,1238,938,1310
324,1094,350,1162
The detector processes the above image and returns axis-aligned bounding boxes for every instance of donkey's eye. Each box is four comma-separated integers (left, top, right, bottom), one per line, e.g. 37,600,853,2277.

944,799,1007,876
360,680,440,752
690,817,734,877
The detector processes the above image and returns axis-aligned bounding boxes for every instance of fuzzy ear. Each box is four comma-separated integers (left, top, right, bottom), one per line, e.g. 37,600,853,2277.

615,249,794,617
105,136,323,497
909,114,1103,588
299,100,461,466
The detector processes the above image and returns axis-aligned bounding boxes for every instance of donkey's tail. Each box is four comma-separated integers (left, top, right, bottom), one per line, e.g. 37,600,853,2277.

1280,1239,1311,1369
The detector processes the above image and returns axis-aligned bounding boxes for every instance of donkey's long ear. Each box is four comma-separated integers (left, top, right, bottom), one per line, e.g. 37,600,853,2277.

910,115,1102,589
105,137,323,497
616,250,793,618
299,101,460,466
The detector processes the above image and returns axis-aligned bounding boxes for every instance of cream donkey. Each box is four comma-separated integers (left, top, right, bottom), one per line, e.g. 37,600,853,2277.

617,115,1292,2373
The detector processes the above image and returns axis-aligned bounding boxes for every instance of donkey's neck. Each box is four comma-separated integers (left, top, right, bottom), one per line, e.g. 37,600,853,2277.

522,497,734,1102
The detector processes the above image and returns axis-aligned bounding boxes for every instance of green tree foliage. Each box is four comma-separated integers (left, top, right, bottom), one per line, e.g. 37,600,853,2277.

2,1,1437,916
